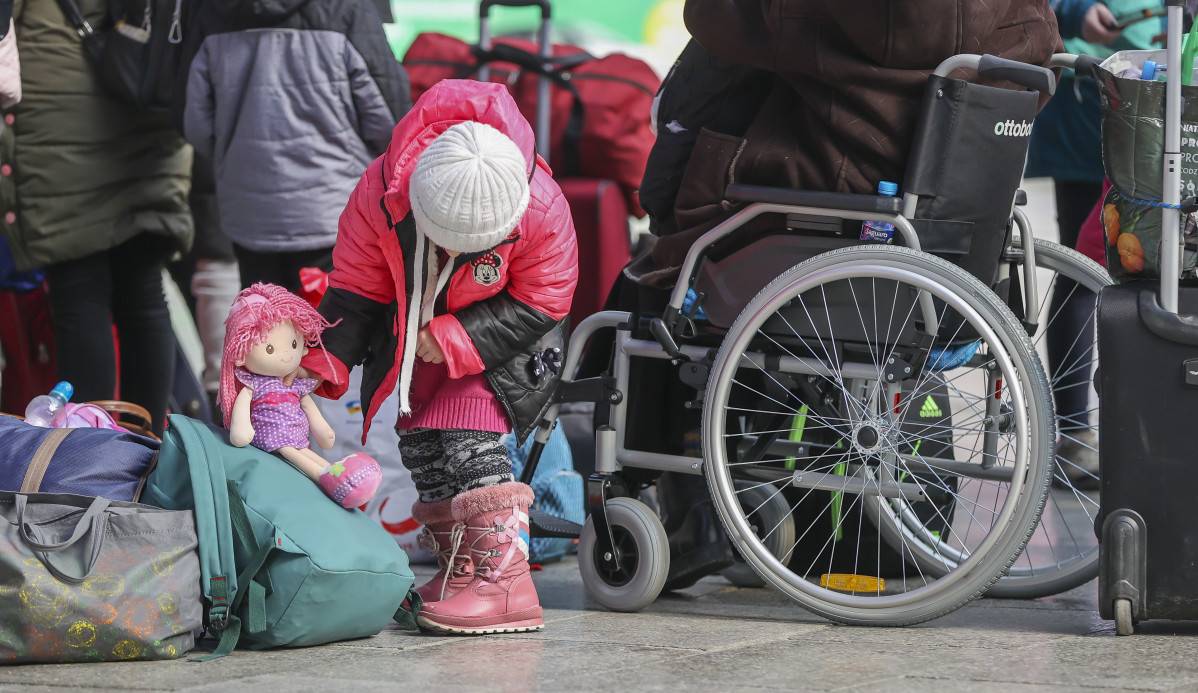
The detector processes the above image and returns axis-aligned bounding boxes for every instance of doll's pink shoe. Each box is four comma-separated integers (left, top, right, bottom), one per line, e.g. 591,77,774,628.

318,453,382,509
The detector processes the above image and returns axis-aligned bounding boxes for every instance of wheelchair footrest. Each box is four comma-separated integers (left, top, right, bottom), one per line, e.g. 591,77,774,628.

529,507,583,539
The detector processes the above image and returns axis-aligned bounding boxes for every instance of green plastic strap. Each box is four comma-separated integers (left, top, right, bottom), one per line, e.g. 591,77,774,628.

189,614,243,662
230,540,274,634
244,579,268,634
1183,18,1198,86
225,480,273,594
224,482,276,635
393,588,423,630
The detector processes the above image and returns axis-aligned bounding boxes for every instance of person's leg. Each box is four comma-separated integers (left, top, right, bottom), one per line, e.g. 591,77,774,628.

1048,180,1103,431
232,244,285,290
278,246,334,294
400,429,475,602
399,429,456,503
44,250,117,403
108,236,175,435
190,258,241,398
441,429,515,493
418,430,541,635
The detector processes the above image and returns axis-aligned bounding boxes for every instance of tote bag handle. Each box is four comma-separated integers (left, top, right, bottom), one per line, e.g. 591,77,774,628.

15,494,111,583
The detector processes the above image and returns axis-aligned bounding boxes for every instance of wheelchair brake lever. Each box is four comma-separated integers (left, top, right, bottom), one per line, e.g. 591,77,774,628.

650,316,689,362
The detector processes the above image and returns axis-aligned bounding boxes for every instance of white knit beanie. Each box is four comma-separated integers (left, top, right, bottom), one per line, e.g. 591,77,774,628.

409,121,531,254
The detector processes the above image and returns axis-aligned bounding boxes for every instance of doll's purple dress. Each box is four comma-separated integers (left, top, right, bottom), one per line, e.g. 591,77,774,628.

235,367,318,452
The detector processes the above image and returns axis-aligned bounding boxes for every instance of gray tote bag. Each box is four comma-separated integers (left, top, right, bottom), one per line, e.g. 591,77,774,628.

0,492,202,663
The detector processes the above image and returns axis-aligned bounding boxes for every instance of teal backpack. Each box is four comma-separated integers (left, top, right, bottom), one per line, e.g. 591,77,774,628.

141,415,418,660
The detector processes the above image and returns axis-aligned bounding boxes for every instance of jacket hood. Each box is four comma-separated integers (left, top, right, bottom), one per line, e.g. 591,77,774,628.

381,80,536,214
211,0,310,24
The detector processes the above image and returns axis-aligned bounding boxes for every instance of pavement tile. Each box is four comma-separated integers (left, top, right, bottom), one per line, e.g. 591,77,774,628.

840,678,1145,692
3,548,1198,691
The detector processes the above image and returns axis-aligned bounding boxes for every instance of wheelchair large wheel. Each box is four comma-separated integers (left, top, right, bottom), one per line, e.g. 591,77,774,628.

986,238,1109,598
702,245,1053,626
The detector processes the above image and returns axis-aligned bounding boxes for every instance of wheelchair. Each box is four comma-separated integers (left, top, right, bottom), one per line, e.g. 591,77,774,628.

520,53,1110,625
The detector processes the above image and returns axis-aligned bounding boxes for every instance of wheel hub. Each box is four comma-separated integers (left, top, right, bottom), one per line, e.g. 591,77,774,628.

851,421,890,455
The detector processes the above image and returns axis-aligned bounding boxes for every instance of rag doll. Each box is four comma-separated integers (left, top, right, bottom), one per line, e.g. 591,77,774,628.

220,283,381,508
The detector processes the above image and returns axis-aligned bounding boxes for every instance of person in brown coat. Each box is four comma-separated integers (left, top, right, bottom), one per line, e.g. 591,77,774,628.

630,0,1063,287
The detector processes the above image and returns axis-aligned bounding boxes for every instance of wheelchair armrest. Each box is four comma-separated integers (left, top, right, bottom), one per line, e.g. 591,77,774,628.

725,184,904,215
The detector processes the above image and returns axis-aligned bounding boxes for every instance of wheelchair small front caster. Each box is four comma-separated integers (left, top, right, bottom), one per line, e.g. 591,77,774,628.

578,497,669,612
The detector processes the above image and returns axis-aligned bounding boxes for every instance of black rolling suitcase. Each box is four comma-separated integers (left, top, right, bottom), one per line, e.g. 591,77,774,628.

1096,0,1197,635
1098,284,1198,631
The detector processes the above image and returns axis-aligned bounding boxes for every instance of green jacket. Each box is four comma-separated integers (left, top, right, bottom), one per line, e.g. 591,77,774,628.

0,0,192,271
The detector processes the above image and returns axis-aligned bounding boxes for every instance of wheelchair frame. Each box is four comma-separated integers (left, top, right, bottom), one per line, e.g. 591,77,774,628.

518,53,1112,624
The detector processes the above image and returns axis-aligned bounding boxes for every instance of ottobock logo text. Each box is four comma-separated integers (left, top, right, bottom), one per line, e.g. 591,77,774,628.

994,120,1033,137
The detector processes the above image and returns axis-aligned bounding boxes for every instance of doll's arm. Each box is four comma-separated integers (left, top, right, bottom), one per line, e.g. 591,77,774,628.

229,387,255,447
300,394,336,451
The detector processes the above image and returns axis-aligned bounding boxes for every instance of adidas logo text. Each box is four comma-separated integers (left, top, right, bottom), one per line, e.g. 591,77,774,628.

993,119,1033,137
919,395,943,418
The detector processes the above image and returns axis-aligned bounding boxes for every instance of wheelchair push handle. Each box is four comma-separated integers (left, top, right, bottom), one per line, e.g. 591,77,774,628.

934,54,1057,95
1049,53,1104,78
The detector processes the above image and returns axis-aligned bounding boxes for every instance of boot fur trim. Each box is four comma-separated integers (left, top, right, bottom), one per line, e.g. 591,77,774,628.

411,498,456,526
451,482,535,522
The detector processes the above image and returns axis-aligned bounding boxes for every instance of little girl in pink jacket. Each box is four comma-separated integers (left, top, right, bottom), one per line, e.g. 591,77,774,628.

303,80,579,634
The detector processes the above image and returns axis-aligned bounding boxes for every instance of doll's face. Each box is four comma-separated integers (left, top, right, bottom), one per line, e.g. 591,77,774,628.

240,320,308,378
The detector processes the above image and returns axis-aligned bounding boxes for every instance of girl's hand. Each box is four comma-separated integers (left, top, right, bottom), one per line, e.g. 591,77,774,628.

293,366,321,385
416,327,445,364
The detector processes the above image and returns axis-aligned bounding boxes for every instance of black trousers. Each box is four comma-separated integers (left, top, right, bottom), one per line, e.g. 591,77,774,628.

44,234,175,435
1048,180,1104,429
232,244,334,293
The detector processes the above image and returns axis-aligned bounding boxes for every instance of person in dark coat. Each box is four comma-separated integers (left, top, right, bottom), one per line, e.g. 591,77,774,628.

2,0,193,435
629,0,1064,287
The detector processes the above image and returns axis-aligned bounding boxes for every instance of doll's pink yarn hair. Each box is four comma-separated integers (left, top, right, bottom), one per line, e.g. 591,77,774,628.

219,283,334,429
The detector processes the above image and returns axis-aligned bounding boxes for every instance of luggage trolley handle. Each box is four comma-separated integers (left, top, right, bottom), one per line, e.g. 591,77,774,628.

1160,1,1187,312
479,0,552,160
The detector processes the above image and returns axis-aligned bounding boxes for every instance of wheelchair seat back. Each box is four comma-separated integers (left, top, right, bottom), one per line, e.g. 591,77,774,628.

903,74,1039,288
690,72,1040,336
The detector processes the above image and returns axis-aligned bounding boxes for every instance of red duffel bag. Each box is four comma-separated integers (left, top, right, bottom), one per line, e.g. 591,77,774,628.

403,33,659,216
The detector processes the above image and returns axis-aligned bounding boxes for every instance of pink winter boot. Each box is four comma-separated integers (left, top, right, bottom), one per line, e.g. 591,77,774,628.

417,482,543,634
412,498,474,604
317,452,382,509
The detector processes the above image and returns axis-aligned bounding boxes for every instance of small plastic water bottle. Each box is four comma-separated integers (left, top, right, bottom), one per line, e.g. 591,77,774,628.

1139,59,1198,81
24,381,74,428
861,181,899,243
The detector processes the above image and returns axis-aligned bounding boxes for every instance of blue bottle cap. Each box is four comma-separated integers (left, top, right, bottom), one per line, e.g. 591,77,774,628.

51,381,73,402
878,181,899,196
1141,60,1161,80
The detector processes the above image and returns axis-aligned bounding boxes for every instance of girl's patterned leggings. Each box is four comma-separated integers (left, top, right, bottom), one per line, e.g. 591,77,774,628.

398,428,514,503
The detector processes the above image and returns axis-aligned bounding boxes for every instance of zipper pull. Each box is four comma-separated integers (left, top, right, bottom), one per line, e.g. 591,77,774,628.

142,4,152,32
168,0,183,44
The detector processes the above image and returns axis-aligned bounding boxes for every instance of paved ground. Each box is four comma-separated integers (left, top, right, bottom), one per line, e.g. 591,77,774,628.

6,181,1190,691
4,558,1198,692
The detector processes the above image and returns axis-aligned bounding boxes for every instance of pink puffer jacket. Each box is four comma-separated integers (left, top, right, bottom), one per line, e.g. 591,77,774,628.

305,80,579,441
